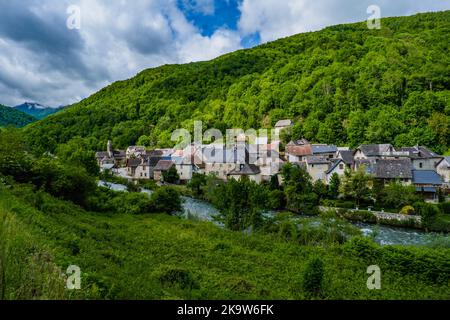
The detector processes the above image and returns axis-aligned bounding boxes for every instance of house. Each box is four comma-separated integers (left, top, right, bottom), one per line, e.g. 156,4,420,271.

305,156,330,183
172,156,200,182
412,170,443,202
202,144,242,180
312,144,338,159
254,149,285,182
274,119,293,131
126,146,147,159
286,139,313,163
326,159,347,184
336,150,355,169
363,159,413,185
227,164,262,183
153,160,176,182
398,146,443,171
354,144,395,160
436,156,450,186
126,158,144,179
95,140,126,168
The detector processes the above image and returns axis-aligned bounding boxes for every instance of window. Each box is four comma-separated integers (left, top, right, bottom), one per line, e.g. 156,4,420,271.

339,164,344,170
419,163,423,169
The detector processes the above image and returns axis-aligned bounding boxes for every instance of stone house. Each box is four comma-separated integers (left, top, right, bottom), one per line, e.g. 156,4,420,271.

305,156,330,183
325,159,347,184
436,156,450,186
412,170,444,202
153,160,176,182
398,146,443,171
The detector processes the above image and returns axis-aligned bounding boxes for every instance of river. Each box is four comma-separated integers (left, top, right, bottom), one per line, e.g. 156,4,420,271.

98,181,449,247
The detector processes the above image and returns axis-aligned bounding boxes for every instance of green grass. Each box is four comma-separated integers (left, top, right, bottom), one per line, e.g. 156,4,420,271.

1,186,449,300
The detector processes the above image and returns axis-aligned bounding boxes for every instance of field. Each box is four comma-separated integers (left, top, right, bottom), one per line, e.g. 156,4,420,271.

1,185,449,300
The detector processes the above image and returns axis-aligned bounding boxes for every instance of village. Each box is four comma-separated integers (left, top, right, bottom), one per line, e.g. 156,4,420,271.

96,119,450,203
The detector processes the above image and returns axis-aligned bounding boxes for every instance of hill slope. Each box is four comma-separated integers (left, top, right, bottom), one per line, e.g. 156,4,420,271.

25,11,450,154
0,104,37,127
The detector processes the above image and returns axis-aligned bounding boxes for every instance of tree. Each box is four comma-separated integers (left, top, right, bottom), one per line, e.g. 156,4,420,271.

187,173,207,198
56,137,99,176
380,181,420,210
414,202,440,230
213,177,265,231
281,164,318,213
328,173,341,199
150,187,182,214
0,129,33,182
313,180,328,201
340,167,372,206
162,166,180,184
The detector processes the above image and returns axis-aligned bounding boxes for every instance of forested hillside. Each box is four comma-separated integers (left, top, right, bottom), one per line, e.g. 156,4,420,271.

0,104,36,127
25,11,450,154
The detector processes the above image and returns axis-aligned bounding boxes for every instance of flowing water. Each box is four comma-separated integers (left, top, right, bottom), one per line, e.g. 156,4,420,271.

98,181,449,246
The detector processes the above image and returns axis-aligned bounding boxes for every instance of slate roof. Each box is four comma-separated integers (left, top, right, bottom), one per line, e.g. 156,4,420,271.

154,160,175,171
306,156,330,165
338,150,355,165
228,164,261,176
438,156,450,168
287,139,310,146
326,159,344,174
412,170,443,185
357,144,393,157
126,158,141,168
399,146,441,159
366,159,413,179
312,144,338,154
95,151,109,159
275,119,292,128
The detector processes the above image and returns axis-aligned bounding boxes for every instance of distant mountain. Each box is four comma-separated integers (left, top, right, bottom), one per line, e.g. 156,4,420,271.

0,104,37,127
14,102,63,119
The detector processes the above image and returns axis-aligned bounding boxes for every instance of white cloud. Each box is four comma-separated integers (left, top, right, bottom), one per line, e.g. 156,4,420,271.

238,0,450,43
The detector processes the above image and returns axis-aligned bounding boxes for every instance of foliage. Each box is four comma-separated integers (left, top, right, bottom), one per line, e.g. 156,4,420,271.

400,205,415,215
0,105,36,128
380,182,421,210
328,173,341,199
23,12,450,156
56,137,100,176
302,257,325,299
212,177,266,231
340,168,372,205
162,166,180,184
281,164,317,213
414,202,440,229
150,187,182,214
1,186,450,300
187,173,207,198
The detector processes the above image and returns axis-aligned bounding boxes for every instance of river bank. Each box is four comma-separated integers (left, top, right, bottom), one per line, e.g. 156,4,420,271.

98,181,450,247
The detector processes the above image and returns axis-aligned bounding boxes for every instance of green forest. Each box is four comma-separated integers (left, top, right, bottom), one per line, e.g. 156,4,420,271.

25,11,450,154
0,105,36,128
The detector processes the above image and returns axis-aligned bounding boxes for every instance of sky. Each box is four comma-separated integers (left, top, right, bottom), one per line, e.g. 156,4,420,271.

0,0,449,107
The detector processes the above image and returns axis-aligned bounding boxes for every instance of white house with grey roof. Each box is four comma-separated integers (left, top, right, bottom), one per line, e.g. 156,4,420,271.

436,156,450,187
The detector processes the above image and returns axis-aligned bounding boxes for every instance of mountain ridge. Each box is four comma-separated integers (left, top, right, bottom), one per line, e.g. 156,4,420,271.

0,104,37,127
14,102,63,119
24,11,450,154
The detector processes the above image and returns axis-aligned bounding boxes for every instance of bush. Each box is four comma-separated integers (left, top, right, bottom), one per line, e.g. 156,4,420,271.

414,202,440,229
302,257,325,299
438,202,450,215
340,210,377,223
111,192,153,215
400,205,415,215
150,187,182,214
159,268,197,290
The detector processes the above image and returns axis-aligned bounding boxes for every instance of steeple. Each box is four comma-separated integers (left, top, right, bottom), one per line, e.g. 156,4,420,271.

107,140,113,158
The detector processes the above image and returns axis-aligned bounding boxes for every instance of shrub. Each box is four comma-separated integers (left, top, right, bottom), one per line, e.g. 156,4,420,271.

414,202,440,229
438,202,450,215
111,192,153,215
159,268,197,290
400,205,415,215
302,257,325,299
150,187,182,214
